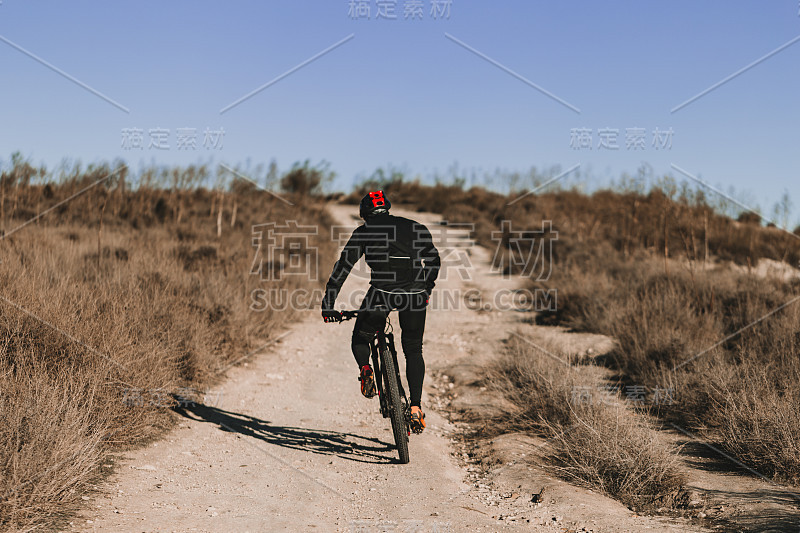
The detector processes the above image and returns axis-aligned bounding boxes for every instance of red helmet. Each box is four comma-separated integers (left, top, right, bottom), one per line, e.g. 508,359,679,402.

359,190,391,218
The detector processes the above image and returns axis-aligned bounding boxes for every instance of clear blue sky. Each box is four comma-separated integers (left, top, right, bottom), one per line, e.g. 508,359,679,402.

1,1,799,225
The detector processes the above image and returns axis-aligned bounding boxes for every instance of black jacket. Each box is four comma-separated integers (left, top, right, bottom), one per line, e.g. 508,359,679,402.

322,213,441,310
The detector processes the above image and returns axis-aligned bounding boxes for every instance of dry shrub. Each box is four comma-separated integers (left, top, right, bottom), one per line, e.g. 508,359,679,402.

546,251,800,483
0,367,107,532
711,302,800,483
717,381,800,484
352,176,800,269
544,404,686,511
487,335,686,510
355,176,800,485
0,169,335,530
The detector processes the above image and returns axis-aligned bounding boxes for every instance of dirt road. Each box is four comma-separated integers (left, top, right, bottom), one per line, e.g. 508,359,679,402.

75,205,709,532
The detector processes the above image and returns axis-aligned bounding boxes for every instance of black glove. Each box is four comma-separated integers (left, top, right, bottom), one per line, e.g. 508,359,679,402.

322,310,342,323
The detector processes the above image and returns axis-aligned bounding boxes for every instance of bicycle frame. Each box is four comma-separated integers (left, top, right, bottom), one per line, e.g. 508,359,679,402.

341,311,412,430
373,323,410,425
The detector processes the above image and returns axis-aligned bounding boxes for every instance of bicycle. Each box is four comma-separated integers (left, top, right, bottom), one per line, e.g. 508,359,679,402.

339,310,413,464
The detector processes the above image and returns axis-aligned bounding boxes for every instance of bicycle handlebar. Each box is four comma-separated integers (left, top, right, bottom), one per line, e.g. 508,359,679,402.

339,310,359,321
330,309,393,322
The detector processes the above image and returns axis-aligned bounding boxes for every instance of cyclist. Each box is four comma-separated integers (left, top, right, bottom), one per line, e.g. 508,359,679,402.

322,191,440,434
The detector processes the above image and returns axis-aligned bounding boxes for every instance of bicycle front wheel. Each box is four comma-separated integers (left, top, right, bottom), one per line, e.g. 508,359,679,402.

380,347,409,464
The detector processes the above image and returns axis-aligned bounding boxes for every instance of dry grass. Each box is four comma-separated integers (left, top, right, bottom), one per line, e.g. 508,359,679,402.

0,159,335,530
348,176,800,269
358,175,800,495
486,335,686,510
365,174,800,485
543,255,800,483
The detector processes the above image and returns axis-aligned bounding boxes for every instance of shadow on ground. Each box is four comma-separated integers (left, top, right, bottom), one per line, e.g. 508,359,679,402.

702,486,800,533
173,402,396,464
673,437,800,533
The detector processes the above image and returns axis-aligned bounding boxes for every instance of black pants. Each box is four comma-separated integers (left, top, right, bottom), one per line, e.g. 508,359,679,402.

351,287,428,407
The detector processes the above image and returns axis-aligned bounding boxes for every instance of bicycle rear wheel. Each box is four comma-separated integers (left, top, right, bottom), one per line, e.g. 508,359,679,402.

380,346,409,464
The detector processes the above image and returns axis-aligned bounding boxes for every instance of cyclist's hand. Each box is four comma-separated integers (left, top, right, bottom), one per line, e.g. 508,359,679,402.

322,310,342,323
